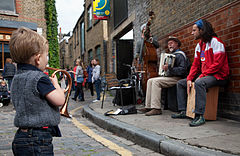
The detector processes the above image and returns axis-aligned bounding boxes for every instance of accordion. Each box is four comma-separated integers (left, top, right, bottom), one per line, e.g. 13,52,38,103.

158,52,176,76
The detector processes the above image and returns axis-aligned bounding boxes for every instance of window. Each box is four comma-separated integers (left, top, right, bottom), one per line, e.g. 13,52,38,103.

77,26,79,45
87,6,92,29
96,46,101,65
113,0,128,28
74,31,76,48
80,22,85,55
0,42,11,69
0,0,16,13
69,43,73,58
88,49,93,63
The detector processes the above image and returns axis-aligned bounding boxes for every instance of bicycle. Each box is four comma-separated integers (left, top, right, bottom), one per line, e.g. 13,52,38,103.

123,64,145,105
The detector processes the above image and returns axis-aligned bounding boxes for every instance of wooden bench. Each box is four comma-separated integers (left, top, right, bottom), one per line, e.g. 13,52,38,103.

104,73,118,90
186,83,219,120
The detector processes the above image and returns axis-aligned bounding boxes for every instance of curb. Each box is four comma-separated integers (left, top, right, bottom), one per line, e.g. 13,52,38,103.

82,104,237,156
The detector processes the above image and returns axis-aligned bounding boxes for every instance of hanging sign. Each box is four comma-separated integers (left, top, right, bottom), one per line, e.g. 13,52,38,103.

93,0,110,20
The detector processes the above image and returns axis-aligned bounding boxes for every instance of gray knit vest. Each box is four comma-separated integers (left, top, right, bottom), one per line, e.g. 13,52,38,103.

11,70,60,127
3,63,16,78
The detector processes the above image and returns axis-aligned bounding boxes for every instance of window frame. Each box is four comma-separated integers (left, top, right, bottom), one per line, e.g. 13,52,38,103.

0,0,18,16
87,5,93,30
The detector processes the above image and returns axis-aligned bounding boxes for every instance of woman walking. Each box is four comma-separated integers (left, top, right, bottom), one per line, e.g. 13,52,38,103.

87,60,94,96
72,60,85,101
92,59,101,102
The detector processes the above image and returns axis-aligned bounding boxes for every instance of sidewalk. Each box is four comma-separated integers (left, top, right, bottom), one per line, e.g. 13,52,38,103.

82,92,240,156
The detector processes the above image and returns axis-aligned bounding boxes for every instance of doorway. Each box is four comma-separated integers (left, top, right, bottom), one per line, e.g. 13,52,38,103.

116,39,133,80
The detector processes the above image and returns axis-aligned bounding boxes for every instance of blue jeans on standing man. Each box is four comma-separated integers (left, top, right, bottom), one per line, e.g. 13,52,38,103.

5,77,13,91
94,79,101,100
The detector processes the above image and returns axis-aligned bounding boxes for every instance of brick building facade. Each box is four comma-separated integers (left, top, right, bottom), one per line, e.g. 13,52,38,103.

63,0,108,73
62,0,239,120
84,0,108,73
0,0,46,69
106,0,240,120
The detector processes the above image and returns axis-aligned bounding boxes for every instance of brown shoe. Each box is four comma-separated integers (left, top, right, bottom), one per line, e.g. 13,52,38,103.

138,108,151,113
145,109,162,116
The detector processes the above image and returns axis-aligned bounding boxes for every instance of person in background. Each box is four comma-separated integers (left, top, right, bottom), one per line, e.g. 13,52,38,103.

92,59,101,102
2,58,16,91
172,19,229,127
72,59,81,100
72,60,85,101
69,67,75,91
83,62,88,90
10,27,65,155
86,59,94,96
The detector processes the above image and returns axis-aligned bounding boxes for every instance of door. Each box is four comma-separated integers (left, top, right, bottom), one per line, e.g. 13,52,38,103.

116,39,133,80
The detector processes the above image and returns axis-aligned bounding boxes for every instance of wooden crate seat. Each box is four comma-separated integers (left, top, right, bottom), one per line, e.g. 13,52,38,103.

186,83,219,120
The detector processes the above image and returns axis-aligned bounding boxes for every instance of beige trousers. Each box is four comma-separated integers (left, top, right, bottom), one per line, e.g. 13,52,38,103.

145,76,181,109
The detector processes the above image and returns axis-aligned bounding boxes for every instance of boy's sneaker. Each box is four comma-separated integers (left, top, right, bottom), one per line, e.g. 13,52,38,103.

189,115,205,127
171,111,187,119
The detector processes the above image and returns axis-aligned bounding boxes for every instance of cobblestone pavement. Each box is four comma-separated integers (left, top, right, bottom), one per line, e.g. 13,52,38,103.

0,88,163,156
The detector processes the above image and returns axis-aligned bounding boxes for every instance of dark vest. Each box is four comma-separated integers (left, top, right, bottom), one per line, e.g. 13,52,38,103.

11,69,60,127
3,63,16,78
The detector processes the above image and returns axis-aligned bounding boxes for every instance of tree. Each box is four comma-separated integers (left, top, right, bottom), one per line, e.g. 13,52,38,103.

45,0,60,73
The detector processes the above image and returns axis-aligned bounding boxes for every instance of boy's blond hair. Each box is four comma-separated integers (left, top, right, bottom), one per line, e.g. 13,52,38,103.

9,27,48,64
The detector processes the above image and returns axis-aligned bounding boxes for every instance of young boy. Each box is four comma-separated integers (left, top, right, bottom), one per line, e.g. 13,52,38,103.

10,27,65,155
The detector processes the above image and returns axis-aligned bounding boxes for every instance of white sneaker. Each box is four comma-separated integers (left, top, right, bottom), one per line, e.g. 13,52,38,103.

0,103,3,107
92,99,100,103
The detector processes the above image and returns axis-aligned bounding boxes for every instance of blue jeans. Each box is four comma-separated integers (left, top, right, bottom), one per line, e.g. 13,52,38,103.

5,77,13,91
12,128,54,156
177,76,227,115
74,84,82,100
74,83,84,100
94,79,101,100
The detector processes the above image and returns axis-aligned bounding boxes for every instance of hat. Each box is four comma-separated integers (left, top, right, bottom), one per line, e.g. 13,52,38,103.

167,36,181,47
195,19,203,29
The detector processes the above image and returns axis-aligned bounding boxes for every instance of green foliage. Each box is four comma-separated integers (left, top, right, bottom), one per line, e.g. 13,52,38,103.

45,0,60,75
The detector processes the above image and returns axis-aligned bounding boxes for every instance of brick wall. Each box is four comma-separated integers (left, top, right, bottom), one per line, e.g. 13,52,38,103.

154,1,240,120
157,1,240,93
0,0,46,37
84,0,105,73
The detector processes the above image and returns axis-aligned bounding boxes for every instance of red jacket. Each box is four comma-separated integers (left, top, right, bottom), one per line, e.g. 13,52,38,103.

73,66,77,86
187,37,229,81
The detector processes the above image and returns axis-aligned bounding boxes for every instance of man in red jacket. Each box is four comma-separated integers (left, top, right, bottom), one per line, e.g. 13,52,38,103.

172,19,229,127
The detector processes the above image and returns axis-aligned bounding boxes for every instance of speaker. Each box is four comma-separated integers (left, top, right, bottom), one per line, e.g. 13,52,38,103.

112,88,136,106
167,85,178,112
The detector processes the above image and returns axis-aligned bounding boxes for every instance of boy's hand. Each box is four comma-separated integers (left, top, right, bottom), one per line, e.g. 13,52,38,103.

49,76,60,89
47,76,65,107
